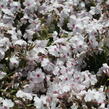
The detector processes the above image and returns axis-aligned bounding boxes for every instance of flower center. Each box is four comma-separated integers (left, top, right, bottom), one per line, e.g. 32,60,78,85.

36,74,40,78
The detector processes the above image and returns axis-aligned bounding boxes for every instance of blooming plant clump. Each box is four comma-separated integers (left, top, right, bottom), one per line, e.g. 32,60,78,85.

0,0,109,109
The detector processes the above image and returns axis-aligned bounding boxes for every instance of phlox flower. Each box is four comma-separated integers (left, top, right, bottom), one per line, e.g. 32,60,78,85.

16,90,33,100
28,68,45,83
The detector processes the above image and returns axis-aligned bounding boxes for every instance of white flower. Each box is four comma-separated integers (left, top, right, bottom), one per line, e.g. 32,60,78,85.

2,8,14,17
14,40,27,46
97,63,109,76
106,0,109,4
99,103,105,108
0,97,3,103
89,6,101,15
90,74,97,86
62,84,71,93
35,40,48,48
41,58,54,71
84,89,96,102
0,71,6,80
48,45,59,57
80,2,85,8
23,0,37,10
53,66,60,75
41,58,49,67
28,68,45,83
0,0,108,108
81,71,97,87
50,97,59,109
61,8,70,18
7,28,18,41
40,95,48,105
77,90,87,100
0,37,10,51
52,31,58,41
69,34,87,53
34,95,43,109
67,15,77,30
84,89,105,104
10,1,20,8
71,103,78,109
16,90,33,100
9,56,19,69
34,95,49,108
10,1,21,12
0,49,5,60
2,14,14,25
2,99,14,108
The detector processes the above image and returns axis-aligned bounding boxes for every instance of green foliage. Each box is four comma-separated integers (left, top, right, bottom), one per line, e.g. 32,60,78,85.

62,18,72,32
82,46,109,73
48,17,60,33
60,33,69,38
85,1,96,12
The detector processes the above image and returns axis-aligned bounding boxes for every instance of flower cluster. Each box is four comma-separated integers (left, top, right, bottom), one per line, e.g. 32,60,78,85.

0,0,109,109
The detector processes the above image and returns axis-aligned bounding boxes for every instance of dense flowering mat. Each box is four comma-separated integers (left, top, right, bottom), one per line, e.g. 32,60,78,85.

0,0,109,109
